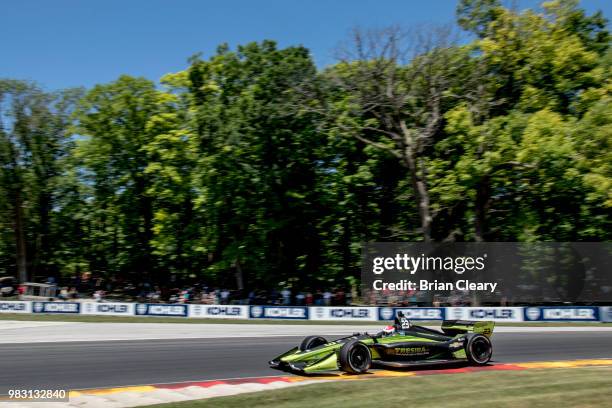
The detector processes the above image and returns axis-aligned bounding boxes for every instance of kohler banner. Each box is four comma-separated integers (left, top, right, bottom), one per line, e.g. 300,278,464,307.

598,307,612,323
447,307,524,322
0,301,30,313
310,306,378,321
362,242,612,304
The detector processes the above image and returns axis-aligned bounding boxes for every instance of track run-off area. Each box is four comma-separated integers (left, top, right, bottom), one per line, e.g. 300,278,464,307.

1,321,612,407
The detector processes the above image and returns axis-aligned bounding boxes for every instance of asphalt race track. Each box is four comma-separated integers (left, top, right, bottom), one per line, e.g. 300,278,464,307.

2,331,612,394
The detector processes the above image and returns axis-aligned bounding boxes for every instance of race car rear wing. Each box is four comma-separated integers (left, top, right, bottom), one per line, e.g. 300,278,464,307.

441,320,495,338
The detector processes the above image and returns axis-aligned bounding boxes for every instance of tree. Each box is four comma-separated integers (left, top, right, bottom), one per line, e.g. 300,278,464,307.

0,80,80,281
438,0,611,241
312,26,477,241
75,76,180,281
456,0,503,37
183,41,324,288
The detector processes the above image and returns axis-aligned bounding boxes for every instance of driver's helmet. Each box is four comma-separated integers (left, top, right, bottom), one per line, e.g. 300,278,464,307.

382,325,396,336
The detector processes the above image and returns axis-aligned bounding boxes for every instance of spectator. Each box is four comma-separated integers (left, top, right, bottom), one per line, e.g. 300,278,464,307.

314,290,323,305
58,287,69,300
334,288,345,306
248,290,256,304
323,290,332,306
281,288,291,305
220,289,230,304
68,287,78,300
93,290,104,302
346,289,352,305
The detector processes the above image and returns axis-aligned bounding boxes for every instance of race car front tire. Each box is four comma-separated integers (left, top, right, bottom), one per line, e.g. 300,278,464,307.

299,336,328,351
339,340,372,374
465,333,492,365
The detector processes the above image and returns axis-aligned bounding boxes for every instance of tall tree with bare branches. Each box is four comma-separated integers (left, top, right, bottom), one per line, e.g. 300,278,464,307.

307,26,474,241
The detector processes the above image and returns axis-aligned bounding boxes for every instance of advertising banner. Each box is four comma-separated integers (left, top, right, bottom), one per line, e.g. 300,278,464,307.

2,301,607,322
524,306,600,321
600,307,612,323
378,307,445,321
309,306,378,321
32,301,80,314
135,303,188,317
446,307,524,322
249,305,308,320
189,304,249,319
0,300,31,313
81,302,135,316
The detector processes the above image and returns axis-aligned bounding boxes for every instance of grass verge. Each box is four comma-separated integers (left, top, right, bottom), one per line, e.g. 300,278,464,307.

0,313,610,326
142,366,612,408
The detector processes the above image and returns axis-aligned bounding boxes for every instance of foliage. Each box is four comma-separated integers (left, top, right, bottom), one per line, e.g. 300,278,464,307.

0,0,609,289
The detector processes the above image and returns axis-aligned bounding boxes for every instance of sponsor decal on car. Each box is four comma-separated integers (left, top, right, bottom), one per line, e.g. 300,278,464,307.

249,306,308,319
449,339,465,349
392,346,429,356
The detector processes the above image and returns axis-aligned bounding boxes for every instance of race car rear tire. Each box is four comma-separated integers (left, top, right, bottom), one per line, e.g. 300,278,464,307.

299,336,328,351
465,334,492,365
339,340,371,374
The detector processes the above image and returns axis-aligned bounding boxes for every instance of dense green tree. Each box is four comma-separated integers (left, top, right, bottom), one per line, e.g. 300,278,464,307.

0,80,80,281
74,76,183,281
1,0,609,292
430,0,611,243
183,41,328,288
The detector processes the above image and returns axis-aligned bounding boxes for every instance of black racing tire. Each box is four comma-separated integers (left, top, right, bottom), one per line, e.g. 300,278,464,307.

465,333,493,365
338,340,372,374
299,335,328,351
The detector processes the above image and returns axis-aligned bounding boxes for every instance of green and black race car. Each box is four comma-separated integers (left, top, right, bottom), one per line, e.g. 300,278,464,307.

269,312,494,374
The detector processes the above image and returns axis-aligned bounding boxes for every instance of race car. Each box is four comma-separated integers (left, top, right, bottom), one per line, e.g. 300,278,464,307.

269,312,494,374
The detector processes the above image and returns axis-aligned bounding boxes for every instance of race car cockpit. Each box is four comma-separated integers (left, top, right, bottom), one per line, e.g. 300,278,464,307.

394,311,411,331
378,311,411,337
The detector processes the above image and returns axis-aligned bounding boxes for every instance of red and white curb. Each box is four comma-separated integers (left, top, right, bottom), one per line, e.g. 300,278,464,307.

4,359,612,408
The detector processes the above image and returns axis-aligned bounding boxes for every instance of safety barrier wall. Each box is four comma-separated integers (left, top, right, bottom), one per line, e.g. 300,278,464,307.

0,301,608,322
599,306,612,322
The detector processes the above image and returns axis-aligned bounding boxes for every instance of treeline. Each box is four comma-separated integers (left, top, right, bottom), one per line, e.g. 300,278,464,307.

0,0,610,290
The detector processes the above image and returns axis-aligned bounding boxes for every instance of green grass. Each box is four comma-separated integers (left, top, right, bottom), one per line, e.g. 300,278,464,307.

142,366,612,408
0,313,610,326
